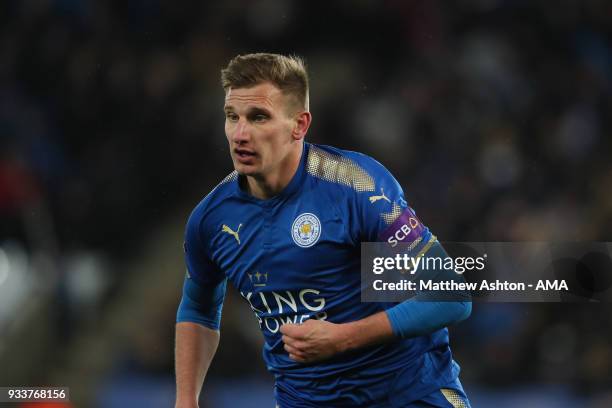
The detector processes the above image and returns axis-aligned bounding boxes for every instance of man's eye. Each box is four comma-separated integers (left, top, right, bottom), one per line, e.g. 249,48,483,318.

226,113,238,121
254,114,268,122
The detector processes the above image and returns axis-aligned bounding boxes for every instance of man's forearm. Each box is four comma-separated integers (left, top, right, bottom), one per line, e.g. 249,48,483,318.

338,311,395,353
281,302,470,363
175,322,220,407
338,300,470,353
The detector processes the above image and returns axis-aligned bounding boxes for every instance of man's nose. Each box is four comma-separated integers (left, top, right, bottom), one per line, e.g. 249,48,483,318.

232,120,250,144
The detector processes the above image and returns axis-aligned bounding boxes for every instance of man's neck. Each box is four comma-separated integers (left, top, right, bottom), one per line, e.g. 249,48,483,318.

246,143,304,200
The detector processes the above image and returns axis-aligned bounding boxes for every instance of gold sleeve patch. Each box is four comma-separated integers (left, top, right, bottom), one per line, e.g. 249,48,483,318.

306,145,375,192
441,388,469,408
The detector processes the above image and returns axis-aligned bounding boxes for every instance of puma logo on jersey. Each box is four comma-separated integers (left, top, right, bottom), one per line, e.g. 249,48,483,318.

369,188,391,204
222,223,242,245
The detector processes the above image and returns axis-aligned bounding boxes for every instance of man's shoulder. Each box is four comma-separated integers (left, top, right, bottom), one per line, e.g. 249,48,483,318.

305,143,396,192
188,170,238,225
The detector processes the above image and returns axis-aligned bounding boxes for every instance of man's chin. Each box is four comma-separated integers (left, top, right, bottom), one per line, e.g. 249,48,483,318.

233,163,258,177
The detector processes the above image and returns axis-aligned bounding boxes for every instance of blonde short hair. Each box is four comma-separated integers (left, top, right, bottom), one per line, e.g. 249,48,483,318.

221,53,309,111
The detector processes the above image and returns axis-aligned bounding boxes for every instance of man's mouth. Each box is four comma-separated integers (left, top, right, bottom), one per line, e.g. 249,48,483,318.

234,148,256,162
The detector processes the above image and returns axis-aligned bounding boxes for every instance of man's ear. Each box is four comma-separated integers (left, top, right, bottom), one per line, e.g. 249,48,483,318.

292,111,312,141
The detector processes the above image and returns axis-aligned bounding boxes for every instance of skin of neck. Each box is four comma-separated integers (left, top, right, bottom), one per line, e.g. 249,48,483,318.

245,140,304,199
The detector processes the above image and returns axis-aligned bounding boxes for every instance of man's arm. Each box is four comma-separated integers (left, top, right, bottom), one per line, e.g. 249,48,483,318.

175,277,227,407
281,241,471,363
280,309,394,363
281,301,471,363
175,323,219,408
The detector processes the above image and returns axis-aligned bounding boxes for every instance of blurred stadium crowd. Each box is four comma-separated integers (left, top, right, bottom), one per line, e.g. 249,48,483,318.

1,1,611,407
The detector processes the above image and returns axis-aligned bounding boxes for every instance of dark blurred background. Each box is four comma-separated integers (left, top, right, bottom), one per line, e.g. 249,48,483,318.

1,0,611,407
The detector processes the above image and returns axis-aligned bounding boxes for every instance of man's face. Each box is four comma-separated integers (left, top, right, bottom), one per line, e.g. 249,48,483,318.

224,82,299,179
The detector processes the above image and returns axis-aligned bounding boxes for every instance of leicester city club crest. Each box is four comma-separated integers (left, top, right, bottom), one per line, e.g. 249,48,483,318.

291,213,321,248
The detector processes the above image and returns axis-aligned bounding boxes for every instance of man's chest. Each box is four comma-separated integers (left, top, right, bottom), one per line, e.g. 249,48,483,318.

207,196,357,294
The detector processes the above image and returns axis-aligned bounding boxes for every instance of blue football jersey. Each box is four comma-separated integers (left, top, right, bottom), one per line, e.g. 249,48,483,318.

182,143,462,407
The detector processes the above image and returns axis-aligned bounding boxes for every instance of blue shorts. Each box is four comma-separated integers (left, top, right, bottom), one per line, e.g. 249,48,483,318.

275,378,471,407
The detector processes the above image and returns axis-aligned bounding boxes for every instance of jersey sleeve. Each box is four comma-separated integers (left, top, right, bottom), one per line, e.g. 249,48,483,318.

184,209,226,287
348,156,472,338
351,156,433,253
176,209,227,330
